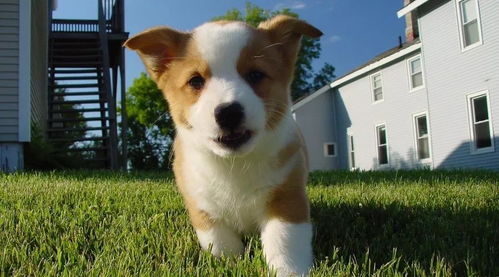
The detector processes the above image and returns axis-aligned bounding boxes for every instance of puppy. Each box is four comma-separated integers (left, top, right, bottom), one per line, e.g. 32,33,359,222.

125,15,322,276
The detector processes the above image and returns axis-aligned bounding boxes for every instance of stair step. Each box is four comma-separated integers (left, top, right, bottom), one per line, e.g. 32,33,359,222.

50,92,104,97
50,99,104,105
48,126,110,132
51,61,102,67
49,136,109,142
48,117,110,123
60,147,108,153
49,108,108,113
50,83,100,89
52,47,101,53
53,76,100,81
52,69,99,74
52,54,101,59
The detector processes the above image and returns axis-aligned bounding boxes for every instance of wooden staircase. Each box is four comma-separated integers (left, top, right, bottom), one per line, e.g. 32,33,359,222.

46,1,127,169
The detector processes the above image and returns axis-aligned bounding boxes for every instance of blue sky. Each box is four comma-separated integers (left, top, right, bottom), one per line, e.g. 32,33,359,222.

53,0,406,89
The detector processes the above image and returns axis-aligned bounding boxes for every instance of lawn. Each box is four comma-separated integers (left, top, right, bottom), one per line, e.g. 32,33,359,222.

0,170,498,276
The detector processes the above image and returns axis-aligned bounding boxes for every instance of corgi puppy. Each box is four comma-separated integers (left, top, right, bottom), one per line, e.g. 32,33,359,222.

125,15,322,276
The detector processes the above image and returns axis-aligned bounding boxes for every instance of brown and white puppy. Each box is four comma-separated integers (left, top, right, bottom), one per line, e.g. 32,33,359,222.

125,15,322,276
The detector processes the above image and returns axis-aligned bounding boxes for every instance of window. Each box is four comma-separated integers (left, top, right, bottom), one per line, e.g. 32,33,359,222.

408,55,424,90
414,113,431,161
371,73,383,102
467,91,494,153
324,142,336,157
348,134,356,169
457,0,482,49
376,124,388,165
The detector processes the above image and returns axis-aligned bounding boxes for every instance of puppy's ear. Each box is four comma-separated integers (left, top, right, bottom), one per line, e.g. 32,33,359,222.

124,27,190,82
258,15,323,65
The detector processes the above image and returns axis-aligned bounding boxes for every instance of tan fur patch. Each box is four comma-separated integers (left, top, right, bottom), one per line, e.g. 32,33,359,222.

267,151,310,223
237,30,293,130
157,40,212,129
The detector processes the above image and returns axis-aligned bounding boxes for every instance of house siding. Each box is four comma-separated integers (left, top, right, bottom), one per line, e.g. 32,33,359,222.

0,0,19,142
334,53,430,171
419,0,499,170
30,0,48,131
293,90,337,171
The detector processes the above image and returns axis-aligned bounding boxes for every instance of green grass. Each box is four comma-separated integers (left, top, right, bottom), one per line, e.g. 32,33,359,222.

0,170,498,276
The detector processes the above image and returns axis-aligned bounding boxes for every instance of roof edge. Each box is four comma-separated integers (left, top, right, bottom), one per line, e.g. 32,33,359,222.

291,42,422,111
397,0,429,18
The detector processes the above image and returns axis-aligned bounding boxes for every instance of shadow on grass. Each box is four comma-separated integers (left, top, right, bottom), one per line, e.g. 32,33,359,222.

19,170,175,183
311,200,499,276
308,169,499,186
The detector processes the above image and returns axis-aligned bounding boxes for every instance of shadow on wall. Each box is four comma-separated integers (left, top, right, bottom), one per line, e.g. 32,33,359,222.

438,138,499,171
371,148,430,170
333,90,351,170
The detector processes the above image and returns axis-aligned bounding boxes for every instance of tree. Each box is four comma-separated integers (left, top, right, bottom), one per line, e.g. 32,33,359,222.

213,2,336,100
124,73,174,170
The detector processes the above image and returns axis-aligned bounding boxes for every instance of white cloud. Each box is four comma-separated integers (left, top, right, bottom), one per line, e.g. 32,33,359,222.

274,1,307,10
328,35,341,43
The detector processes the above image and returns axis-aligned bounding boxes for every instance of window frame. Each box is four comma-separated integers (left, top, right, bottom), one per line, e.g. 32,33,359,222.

407,55,425,92
456,0,483,52
466,90,495,154
347,129,356,170
375,123,389,166
323,142,337,157
412,111,432,163
370,72,384,104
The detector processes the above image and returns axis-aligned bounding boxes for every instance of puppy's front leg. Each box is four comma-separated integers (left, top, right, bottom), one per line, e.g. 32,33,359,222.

261,168,313,276
196,221,244,257
261,219,313,276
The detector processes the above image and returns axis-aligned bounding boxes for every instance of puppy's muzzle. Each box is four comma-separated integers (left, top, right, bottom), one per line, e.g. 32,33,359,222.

214,102,252,150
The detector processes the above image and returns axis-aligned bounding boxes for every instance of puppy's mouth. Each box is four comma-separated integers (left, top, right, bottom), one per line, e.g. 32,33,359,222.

214,130,253,150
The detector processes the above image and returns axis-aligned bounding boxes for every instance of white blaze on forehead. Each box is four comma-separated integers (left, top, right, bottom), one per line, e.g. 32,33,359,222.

193,22,251,74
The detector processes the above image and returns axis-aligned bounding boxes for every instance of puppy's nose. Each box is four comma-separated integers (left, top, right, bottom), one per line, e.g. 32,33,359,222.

214,102,244,131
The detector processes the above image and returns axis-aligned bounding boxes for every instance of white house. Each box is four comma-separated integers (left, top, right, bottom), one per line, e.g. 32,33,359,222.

0,0,51,172
293,0,499,171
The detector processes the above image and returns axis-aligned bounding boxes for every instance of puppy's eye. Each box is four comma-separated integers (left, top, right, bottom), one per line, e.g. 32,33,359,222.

188,75,205,90
245,70,266,85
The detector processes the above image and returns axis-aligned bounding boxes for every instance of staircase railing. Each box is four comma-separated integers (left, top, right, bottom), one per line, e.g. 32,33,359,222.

51,0,123,33
98,0,118,169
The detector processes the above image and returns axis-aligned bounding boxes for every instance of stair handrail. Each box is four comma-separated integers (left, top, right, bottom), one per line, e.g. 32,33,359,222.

98,0,119,169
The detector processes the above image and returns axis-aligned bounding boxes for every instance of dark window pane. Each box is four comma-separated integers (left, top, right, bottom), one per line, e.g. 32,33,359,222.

464,19,479,46
473,96,488,122
378,127,386,145
327,144,335,156
417,116,428,136
378,145,388,164
475,122,492,148
374,88,383,101
350,136,355,151
350,153,356,168
418,138,430,159
412,72,423,88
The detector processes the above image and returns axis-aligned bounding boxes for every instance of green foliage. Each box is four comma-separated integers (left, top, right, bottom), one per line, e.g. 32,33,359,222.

124,73,173,170
213,2,336,100
24,86,92,169
0,170,498,276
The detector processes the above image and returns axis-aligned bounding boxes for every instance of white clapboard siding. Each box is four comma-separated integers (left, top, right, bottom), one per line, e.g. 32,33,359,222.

0,0,19,142
419,0,499,170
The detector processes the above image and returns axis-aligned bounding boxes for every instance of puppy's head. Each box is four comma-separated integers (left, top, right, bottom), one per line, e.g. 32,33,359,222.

125,15,322,157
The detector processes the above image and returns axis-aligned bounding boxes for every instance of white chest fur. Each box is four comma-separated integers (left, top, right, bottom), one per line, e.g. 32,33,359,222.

178,115,296,233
